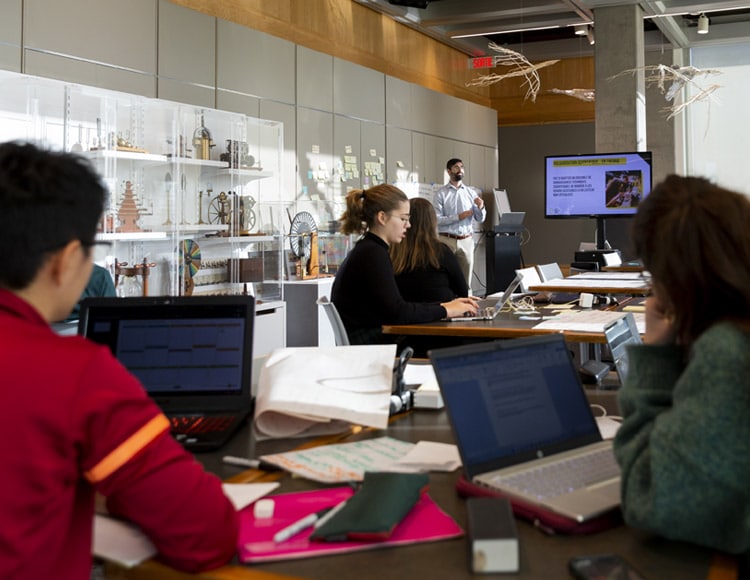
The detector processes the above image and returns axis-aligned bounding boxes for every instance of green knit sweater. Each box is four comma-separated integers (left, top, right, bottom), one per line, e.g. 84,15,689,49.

614,321,750,554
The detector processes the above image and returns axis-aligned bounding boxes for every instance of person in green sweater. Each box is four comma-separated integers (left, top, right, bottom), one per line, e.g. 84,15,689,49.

63,263,116,322
613,175,750,555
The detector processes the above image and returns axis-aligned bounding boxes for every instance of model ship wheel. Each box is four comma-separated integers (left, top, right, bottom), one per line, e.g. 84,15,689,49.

207,191,231,225
289,211,317,258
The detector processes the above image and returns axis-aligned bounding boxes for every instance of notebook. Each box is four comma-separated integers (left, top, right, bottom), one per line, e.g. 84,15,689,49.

430,334,620,523
603,312,642,384
78,295,255,452
449,273,523,321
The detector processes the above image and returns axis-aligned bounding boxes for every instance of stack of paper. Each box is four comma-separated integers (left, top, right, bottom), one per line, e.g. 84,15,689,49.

254,345,396,439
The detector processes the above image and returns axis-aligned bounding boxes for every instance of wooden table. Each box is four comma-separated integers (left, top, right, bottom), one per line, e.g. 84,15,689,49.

602,264,645,272
529,272,651,296
103,408,736,580
382,310,611,344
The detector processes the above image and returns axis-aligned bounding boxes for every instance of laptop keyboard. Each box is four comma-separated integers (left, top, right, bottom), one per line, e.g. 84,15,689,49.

169,414,236,435
490,447,619,500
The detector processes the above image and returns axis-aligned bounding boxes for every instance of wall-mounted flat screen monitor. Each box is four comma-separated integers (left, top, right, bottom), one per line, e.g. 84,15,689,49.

544,151,653,218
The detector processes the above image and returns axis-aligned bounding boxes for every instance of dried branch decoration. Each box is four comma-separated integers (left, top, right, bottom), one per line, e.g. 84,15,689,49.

548,88,596,102
466,42,559,102
609,64,722,118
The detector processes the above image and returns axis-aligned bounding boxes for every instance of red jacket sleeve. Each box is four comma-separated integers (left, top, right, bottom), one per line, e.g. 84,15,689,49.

77,347,238,572
101,433,238,572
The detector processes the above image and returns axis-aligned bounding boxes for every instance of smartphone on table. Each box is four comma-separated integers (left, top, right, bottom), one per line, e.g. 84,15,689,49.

569,553,646,580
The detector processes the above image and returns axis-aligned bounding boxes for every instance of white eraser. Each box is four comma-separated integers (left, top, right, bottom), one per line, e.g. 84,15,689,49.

253,498,275,519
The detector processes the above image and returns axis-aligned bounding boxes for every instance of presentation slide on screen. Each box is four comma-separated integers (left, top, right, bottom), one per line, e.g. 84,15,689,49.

545,153,652,216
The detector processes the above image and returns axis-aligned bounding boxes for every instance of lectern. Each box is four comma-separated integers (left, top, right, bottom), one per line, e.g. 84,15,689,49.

485,224,523,294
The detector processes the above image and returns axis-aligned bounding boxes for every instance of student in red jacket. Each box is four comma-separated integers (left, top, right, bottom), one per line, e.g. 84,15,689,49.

0,141,238,578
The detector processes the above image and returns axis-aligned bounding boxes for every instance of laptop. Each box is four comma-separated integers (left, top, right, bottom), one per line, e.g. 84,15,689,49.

430,334,620,523
603,312,642,384
78,295,255,452
498,211,526,226
449,273,523,321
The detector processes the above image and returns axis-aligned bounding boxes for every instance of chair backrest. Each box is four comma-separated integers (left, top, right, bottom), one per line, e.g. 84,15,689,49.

515,266,542,293
536,262,564,282
316,296,350,346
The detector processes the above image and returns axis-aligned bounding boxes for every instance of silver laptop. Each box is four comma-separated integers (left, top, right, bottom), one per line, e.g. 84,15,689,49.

449,273,523,321
430,334,620,523
603,312,642,384
498,211,526,226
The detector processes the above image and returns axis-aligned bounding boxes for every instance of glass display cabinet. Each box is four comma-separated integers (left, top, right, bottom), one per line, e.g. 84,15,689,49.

0,70,285,304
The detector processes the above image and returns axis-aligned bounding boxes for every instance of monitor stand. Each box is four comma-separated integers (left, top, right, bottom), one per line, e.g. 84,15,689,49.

595,217,610,250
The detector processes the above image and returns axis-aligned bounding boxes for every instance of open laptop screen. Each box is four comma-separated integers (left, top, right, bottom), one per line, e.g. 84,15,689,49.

430,335,601,478
79,296,254,399
603,312,642,384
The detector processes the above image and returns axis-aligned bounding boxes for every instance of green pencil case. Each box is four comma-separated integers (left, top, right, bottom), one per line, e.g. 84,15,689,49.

310,471,429,542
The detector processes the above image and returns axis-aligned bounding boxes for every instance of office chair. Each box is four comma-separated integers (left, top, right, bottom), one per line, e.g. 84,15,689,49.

316,296,351,346
536,262,565,282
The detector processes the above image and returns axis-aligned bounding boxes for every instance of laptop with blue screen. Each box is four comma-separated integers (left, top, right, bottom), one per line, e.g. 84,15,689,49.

78,295,255,451
430,334,620,522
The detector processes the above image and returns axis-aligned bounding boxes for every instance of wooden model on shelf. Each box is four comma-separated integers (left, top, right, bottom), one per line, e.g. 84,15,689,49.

289,211,320,280
115,135,147,153
116,180,145,233
114,258,156,296
193,113,214,160
207,191,232,234
236,195,257,235
302,231,319,279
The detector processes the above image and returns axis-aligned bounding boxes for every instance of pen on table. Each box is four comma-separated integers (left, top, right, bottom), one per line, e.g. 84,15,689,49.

222,455,280,471
313,499,348,529
273,507,332,543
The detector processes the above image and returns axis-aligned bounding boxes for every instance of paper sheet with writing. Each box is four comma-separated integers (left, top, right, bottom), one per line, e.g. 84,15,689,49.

253,345,396,439
260,436,460,483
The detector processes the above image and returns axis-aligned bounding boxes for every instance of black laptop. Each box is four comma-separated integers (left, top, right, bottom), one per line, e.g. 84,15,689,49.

78,295,255,451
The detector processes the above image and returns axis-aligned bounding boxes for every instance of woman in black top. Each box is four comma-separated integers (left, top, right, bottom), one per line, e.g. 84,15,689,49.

331,184,478,345
391,197,468,302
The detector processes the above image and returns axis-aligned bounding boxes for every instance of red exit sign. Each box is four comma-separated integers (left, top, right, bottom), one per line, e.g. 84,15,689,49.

469,56,495,69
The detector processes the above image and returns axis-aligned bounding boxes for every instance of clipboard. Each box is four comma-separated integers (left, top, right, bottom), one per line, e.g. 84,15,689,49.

238,487,463,563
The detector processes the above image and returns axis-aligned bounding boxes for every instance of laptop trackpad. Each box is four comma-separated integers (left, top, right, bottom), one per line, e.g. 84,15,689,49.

544,480,620,522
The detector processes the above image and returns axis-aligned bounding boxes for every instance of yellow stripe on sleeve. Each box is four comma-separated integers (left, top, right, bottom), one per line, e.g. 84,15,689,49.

85,414,171,484
707,553,738,580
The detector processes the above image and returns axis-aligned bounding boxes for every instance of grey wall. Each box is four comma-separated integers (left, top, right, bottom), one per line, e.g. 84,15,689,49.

498,122,597,267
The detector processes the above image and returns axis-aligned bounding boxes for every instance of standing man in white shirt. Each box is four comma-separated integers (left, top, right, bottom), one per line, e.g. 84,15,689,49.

432,158,486,285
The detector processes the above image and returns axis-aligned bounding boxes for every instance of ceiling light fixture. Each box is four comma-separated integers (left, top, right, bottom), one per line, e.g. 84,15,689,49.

586,26,595,45
697,13,709,34
574,24,587,36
